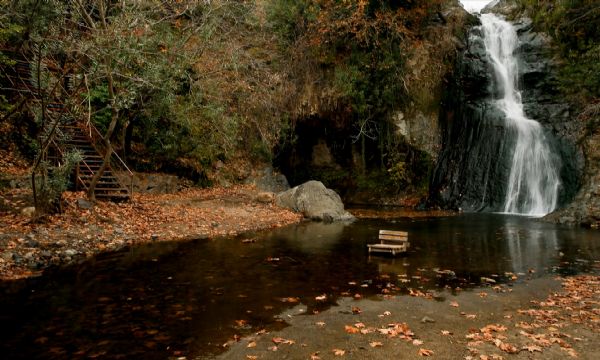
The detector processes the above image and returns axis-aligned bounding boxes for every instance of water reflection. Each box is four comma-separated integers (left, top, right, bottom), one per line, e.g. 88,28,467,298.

0,214,598,360
504,220,557,274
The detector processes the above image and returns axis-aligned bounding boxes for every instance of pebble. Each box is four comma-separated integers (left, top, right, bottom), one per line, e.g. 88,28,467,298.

421,316,436,323
26,239,39,248
64,249,78,257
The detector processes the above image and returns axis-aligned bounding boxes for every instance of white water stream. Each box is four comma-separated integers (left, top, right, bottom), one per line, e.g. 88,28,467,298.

481,14,560,216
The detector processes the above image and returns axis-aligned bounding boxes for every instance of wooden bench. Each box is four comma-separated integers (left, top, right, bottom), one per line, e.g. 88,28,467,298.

367,230,409,256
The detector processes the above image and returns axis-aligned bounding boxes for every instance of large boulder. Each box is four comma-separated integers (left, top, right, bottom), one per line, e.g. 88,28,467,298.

245,167,290,193
275,181,355,222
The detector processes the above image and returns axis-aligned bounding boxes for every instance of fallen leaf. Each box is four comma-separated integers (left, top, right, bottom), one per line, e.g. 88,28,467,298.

418,348,434,356
413,339,424,346
523,344,543,353
441,330,452,336
369,341,383,348
247,341,256,348
450,301,459,307
481,324,507,333
493,339,518,354
315,321,326,327
246,356,257,360
333,348,345,356
315,294,327,301
344,325,360,334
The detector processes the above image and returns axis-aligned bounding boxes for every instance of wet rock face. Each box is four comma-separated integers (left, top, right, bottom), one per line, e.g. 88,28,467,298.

429,20,513,211
429,14,581,211
512,18,583,206
546,132,600,228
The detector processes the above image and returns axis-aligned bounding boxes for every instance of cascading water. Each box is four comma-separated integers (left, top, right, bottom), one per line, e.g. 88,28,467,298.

480,13,561,217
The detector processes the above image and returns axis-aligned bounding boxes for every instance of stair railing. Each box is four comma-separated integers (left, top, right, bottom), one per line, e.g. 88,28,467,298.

48,131,95,193
85,121,134,199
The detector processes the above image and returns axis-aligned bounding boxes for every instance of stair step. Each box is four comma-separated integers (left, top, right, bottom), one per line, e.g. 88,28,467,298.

95,193,130,199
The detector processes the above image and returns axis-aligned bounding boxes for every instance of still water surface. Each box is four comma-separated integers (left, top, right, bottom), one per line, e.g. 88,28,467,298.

1,214,598,359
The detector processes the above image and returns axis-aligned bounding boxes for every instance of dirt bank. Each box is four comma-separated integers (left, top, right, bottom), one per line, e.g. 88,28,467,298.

217,275,600,360
0,185,302,280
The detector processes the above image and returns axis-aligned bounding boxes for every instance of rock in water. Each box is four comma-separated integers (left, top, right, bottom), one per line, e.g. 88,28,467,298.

275,180,355,222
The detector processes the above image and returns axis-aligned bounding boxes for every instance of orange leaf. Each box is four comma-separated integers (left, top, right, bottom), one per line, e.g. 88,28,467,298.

418,348,434,356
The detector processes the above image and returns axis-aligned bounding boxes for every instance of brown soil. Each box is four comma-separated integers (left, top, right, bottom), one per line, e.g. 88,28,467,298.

218,275,600,360
0,185,302,280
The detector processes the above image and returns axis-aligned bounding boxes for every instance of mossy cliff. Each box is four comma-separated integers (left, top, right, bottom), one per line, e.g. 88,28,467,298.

271,0,473,205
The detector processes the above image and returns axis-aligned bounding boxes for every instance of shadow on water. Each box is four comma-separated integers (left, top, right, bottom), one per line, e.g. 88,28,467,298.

0,214,598,359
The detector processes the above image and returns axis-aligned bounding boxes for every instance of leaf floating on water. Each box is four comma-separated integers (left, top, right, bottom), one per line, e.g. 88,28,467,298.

351,306,362,314
235,319,247,327
315,294,327,301
280,297,299,303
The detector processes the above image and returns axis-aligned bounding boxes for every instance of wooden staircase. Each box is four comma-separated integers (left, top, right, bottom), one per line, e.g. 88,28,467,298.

59,124,132,200
2,51,133,201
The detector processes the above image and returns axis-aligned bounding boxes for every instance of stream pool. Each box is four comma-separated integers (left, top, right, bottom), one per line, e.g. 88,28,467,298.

1,213,598,359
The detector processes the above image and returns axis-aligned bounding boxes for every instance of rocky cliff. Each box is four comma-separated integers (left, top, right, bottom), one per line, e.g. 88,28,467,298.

429,3,582,213
275,0,473,205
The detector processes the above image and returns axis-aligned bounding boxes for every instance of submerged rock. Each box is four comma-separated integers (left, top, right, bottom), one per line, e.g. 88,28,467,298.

276,181,355,222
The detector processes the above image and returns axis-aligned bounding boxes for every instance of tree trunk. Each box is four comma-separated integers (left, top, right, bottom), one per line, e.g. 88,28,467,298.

86,0,118,201
86,74,118,200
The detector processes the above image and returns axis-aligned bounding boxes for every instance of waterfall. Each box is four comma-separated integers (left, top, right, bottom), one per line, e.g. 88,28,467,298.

480,14,561,217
